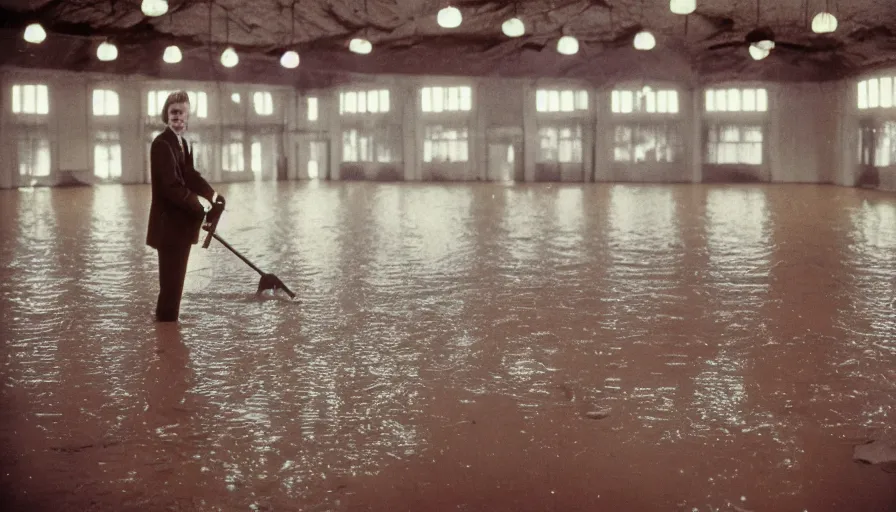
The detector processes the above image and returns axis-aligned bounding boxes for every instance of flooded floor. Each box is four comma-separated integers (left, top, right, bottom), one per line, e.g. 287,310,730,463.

1,181,894,511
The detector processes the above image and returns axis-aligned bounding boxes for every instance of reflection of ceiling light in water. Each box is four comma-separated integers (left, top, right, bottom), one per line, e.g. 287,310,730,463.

749,44,770,60
437,6,462,28
349,38,372,54
502,17,525,37
141,0,168,17
221,46,238,67
97,41,118,61
557,35,579,55
163,45,182,63
23,23,46,43
811,12,838,33
669,0,696,15
280,50,300,68
633,31,656,50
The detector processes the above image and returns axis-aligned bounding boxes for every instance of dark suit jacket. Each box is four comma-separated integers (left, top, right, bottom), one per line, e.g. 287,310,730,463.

146,127,215,249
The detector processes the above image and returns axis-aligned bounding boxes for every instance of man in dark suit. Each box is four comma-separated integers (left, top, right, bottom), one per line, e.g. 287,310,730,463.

146,90,224,322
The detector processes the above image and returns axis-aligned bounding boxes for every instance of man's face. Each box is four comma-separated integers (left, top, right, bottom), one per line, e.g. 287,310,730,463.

167,102,190,134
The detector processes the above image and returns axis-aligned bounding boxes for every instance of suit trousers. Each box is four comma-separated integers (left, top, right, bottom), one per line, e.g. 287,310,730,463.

156,242,193,322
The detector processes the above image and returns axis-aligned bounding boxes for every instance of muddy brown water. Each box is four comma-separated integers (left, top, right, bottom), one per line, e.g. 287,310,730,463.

1,181,894,511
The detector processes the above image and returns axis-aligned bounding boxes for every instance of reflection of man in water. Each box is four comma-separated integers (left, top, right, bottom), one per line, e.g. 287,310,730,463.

146,91,224,322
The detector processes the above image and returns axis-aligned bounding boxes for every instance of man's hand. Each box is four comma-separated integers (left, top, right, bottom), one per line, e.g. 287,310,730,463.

202,194,225,232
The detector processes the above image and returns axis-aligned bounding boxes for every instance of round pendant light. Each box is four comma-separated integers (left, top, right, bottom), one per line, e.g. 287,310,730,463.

811,12,838,33
23,23,46,44
437,6,462,29
163,45,182,63
633,31,656,51
502,17,525,38
349,38,373,54
141,0,169,17
221,46,239,67
669,0,696,15
749,44,770,60
280,50,300,68
557,35,579,55
97,41,118,61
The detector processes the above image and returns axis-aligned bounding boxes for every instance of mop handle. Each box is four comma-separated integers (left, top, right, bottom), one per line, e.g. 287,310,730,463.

210,233,265,277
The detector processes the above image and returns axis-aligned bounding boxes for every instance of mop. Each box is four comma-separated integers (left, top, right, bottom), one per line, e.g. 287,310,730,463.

200,198,297,299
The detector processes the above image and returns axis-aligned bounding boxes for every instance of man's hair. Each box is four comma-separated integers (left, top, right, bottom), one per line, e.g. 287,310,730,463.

161,90,190,124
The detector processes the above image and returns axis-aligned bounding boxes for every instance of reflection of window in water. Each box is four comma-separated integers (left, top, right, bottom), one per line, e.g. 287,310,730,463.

538,124,583,163
94,130,122,179
705,125,764,165
613,123,683,163
424,125,469,162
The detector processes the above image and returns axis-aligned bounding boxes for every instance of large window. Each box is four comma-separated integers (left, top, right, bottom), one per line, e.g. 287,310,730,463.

339,89,390,114
12,84,49,115
858,76,896,109
705,88,768,112
94,130,122,180
423,125,468,162
612,87,679,114
421,86,472,113
147,90,208,118
536,89,588,113
538,125,583,163
92,89,120,116
613,123,683,163
705,125,764,165
307,97,318,121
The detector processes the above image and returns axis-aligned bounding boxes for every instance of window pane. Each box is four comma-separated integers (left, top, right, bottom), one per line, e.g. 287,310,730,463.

308,97,318,121
715,89,727,111
536,90,547,112
621,91,633,113
742,89,756,111
611,90,620,113
432,87,444,112
548,91,559,112
881,78,893,108
705,90,714,112
869,78,880,108
858,80,868,109
757,89,768,112
460,86,472,111
37,85,49,114
448,86,460,111
346,91,357,113
421,88,431,112
357,90,366,113
380,89,390,112
576,90,588,110
668,91,679,113
727,88,741,111
560,90,574,112
24,85,35,113
647,90,658,113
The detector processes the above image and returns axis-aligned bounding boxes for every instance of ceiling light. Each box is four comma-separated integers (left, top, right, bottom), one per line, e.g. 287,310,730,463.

97,41,118,61
280,50,300,68
163,45,182,63
755,39,775,51
141,0,168,17
221,46,238,67
502,17,525,38
437,6,462,29
23,23,46,44
633,31,656,51
231,93,241,103
557,35,579,55
669,0,696,15
811,12,838,33
749,44,770,60
349,38,372,54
